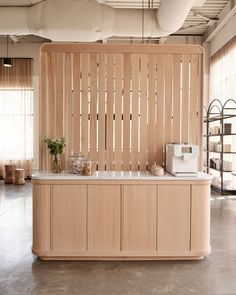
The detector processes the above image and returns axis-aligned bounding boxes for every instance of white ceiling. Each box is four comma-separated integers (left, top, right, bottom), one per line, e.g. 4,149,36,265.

101,0,229,35
0,0,230,37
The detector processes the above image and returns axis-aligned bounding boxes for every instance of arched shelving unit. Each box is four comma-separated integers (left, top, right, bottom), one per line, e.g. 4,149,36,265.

204,98,236,194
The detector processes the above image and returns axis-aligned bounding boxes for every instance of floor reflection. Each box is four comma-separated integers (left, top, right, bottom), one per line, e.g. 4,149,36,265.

0,181,236,295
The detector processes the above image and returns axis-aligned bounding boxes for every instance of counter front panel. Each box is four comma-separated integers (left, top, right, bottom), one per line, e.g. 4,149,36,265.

32,172,211,260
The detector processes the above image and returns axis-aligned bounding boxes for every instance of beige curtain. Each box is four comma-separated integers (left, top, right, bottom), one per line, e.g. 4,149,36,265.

210,36,236,103
0,58,33,178
209,37,236,179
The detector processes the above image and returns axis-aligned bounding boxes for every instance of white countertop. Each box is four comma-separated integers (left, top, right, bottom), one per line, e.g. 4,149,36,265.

32,171,212,181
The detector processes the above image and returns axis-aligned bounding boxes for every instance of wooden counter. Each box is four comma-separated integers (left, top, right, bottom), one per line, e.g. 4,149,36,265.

32,171,212,260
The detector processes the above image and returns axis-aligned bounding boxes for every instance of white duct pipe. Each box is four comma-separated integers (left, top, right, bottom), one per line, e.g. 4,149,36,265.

0,0,197,41
157,0,199,35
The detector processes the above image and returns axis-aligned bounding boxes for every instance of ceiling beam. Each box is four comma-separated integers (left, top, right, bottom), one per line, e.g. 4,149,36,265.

204,0,236,42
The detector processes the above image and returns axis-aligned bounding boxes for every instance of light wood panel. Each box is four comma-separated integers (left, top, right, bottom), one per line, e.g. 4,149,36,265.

88,185,121,252
181,54,190,144
64,53,72,171
173,54,181,143
33,184,51,252
148,54,156,166
156,54,165,166
122,185,157,251
81,53,89,157
72,53,81,154
40,52,47,171
158,184,191,252
106,54,114,170
39,44,204,171
164,54,173,147
41,43,204,54
98,53,106,170
191,184,210,252
90,53,97,163
114,54,123,171
190,54,199,145
139,54,148,170
32,178,211,260
51,185,87,252
123,54,131,171
131,55,139,170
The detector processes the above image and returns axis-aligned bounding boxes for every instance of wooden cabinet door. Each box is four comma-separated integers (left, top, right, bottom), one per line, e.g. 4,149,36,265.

191,184,210,252
52,185,87,252
158,184,191,252
122,185,157,251
33,184,51,253
88,185,121,252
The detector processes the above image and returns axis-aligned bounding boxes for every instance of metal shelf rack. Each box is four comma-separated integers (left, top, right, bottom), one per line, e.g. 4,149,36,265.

204,99,236,194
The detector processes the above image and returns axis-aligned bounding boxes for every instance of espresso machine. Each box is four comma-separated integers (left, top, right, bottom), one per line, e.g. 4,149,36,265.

166,144,199,177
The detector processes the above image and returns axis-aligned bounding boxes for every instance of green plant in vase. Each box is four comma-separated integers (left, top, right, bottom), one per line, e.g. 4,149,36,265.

44,136,66,173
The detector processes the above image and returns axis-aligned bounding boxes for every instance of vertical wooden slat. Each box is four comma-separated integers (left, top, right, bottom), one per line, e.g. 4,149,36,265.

39,52,47,171
148,54,156,166
90,53,97,164
106,54,114,170
182,54,190,143
114,54,123,171
47,53,56,138
72,53,81,154
198,54,203,169
164,54,173,151
123,54,131,171
139,54,148,170
190,54,199,145
45,55,51,170
56,53,65,169
156,54,165,166
45,54,51,170
173,54,181,144
55,53,64,137
64,53,72,171
81,53,89,157
98,54,106,170
131,55,139,170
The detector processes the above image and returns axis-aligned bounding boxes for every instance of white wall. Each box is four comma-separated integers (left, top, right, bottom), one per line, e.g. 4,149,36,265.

210,13,236,56
0,42,41,171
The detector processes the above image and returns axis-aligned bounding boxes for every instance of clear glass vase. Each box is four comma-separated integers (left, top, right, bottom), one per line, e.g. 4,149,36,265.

52,154,61,173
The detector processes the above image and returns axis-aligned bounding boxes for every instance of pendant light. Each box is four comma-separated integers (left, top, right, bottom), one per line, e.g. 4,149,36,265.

3,36,12,68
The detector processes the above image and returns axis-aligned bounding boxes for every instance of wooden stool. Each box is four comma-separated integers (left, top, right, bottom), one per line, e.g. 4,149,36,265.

14,168,25,185
4,164,16,184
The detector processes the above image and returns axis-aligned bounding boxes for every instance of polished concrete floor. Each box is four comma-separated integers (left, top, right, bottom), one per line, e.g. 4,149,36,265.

0,181,236,295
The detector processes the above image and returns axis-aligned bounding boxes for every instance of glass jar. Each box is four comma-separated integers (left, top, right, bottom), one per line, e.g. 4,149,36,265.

52,154,61,173
81,158,94,176
68,154,84,174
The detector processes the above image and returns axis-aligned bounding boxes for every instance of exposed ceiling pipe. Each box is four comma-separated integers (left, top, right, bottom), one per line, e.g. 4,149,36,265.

156,0,199,36
0,0,200,41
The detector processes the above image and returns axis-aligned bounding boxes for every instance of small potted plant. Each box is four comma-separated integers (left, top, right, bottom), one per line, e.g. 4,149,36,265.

44,136,66,173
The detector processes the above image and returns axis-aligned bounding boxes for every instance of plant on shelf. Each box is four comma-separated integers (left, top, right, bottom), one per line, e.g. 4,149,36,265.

44,136,66,173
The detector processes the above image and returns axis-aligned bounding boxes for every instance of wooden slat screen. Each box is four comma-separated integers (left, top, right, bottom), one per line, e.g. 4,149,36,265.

39,44,203,171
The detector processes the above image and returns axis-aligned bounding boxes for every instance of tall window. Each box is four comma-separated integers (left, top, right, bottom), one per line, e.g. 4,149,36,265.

209,37,236,187
0,58,33,177
210,37,236,103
